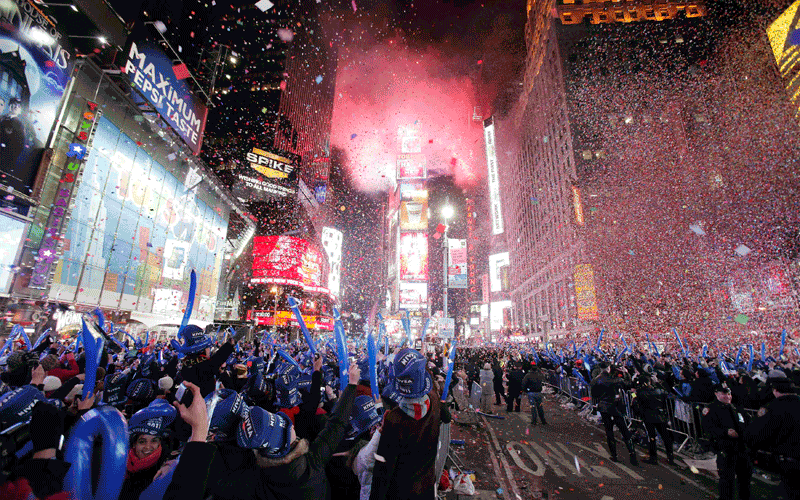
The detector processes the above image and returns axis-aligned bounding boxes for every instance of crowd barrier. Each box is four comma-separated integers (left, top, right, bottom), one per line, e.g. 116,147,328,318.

539,369,762,459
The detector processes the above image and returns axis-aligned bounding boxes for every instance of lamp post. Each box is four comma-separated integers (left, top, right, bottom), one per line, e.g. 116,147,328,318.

441,202,455,318
271,285,280,334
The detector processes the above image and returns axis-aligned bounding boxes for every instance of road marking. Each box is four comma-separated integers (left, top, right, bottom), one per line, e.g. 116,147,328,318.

554,442,620,479
481,416,523,500
529,441,570,476
507,441,546,476
572,442,644,480
485,439,511,500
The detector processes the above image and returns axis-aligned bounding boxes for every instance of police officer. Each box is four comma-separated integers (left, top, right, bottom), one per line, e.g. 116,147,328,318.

745,376,800,500
591,362,639,466
633,376,675,465
701,383,752,500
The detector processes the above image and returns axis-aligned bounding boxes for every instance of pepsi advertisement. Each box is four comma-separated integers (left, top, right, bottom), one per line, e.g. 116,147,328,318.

0,0,74,195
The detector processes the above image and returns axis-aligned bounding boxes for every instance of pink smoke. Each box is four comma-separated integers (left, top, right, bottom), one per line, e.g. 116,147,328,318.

331,40,484,193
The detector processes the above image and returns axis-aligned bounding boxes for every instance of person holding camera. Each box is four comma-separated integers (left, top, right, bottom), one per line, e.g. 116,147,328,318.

591,362,639,466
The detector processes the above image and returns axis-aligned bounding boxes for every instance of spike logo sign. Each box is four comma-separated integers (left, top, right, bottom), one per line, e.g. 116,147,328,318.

30,100,100,289
124,41,208,155
234,147,299,200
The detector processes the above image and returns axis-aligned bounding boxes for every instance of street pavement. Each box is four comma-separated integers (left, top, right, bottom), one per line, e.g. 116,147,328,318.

445,392,788,500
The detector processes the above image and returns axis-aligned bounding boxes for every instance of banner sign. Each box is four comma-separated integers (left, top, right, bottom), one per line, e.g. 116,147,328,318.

397,153,427,179
251,236,327,290
30,100,100,289
483,117,504,235
234,147,299,200
489,252,510,293
447,239,467,289
124,40,208,155
320,227,343,298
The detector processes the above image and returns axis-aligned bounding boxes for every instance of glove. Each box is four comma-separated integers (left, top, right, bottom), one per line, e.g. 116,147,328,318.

30,401,65,453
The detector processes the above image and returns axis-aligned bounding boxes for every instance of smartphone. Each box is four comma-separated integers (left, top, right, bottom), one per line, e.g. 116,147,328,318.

175,383,194,407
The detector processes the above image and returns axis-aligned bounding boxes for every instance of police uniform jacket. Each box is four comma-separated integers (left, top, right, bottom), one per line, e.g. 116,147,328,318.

745,394,800,459
591,373,629,417
635,385,669,424
701,400,749,453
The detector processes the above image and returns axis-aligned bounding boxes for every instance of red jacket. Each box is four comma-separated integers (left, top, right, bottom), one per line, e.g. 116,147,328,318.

0,478,69,500
48,353,79,383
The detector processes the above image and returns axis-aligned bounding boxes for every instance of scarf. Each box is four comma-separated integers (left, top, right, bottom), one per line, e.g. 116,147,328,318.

399,394,431,420
126,446,162,476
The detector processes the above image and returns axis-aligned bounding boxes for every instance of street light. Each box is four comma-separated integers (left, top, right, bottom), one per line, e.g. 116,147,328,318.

441,201,454,319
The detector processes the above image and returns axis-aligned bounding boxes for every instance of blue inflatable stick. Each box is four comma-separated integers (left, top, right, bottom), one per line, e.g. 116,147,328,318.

80,319,105,399
780,328,787,358
179,270,197,335
63,406,128,500
442,341,457,403
288,296,317,356
367,331,378,401
333,308,349,391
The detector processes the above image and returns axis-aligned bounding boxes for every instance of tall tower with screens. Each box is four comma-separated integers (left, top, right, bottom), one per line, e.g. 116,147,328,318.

389,124,429,318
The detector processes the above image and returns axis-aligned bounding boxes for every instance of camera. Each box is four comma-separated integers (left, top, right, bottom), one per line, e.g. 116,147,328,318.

0,422,32,482
175,383,194,407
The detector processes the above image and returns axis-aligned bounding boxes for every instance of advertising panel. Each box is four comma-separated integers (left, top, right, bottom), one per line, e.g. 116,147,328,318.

396,153,427,179
30,99,100,289
484,118,504,235
124,40,208,155
490,300,512,331
572,185,584,226
0,0,74,195
320,227,343,298
246,310,333,330
251,236,328,292
399,282,427,310
574,264,599,320
489,252,510,292
399,232,428,282
233,147,299,201
438,317,455,338
447,238,467,289
48,116,228,322
0,213,25,293
399,199,428,231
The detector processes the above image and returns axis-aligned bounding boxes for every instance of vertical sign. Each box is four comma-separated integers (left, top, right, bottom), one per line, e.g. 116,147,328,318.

572,185,584,226
484,117,503,235
321,227,343,298
574,263,599,320
447,238,467,289
30,100,100,289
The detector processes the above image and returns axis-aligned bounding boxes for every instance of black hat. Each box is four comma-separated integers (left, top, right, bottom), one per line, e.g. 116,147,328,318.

768,376,795,394
713,383,730,394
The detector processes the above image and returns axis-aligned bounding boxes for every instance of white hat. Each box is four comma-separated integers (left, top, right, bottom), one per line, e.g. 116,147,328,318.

43,375,62,392
158,376,173,392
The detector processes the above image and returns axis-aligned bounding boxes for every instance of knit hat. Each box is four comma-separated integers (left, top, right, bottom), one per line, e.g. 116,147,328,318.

103,372,130,406
0,385,46,427
381,384,401,406
40,354,59,373
391,348,432,399
158,376,174,392
347,395,381,439
275,368,302,408
43,376,62,392
66,384,84,401
5,351,35,373
128,399,177,436
206,389,248,441
126,378,156,403
237,406,294,458
246,356,265,373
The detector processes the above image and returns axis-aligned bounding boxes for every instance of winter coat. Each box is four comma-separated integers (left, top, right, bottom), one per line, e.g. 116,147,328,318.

119,448,170,500
522,371,544,393
492,367,504,392
164,442,218,500
683,373,714,404
506,369,524,398
214,384,357,500
354,430,382,500
591,372,629,416
634,385,669,423
479,369,494,395
180,342,234,398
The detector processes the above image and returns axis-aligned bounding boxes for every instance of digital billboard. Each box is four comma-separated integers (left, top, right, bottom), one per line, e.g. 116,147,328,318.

447,239,467,289
0,213,25,293
768,2,800,121
574,264,599,320
397,153,427,179
490,300,512,331
484,117,504,235
399,199,428,231
321,227,343,298
124,40,208,155
489,252,510,292
399,232,428,282
0,0,74,195
48,116,228,321
233,147,299,201
251,236,328,293
399,282,427,310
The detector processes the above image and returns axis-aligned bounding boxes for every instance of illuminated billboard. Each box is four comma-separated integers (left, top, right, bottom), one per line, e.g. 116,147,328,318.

574,264,599,320
320,227,343,298
484,117,504,235
399,282,428,310
491,300,513,331
400,199,428,231
447,239,467,289
768,2,800,119
399,232,428,281
489,252,510,292
397,153,427,179
572,185,585,226
251,236,328,293
233,147,299,201
124,40,208,155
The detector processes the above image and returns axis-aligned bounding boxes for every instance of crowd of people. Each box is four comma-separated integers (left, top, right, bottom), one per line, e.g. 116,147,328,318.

1,317,799,500
0,315,456,500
